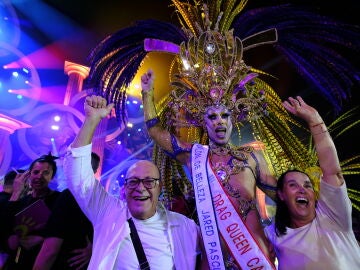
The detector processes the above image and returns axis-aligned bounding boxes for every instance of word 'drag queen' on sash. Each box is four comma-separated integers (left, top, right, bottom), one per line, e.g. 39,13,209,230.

192,143,275,270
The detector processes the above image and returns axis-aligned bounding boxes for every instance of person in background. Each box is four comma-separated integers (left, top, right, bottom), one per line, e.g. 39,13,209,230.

0,169,25,268
63,95,208,269
141,69,277,269
2,154,61,269
33,152,99,270
265,96,360,269
0,169,25,204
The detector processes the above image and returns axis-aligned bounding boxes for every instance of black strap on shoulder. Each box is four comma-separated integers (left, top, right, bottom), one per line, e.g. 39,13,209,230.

127,218,150,270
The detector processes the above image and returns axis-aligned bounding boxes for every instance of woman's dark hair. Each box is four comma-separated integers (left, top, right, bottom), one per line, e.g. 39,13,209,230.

274,169,310,236
29,153,59,179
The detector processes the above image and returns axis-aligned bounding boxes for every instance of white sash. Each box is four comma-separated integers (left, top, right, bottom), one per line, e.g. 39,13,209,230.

192,144,275,270
192,144,226,270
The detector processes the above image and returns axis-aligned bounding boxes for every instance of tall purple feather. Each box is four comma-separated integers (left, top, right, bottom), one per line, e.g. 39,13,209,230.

87,19,186,124
232,4,360,112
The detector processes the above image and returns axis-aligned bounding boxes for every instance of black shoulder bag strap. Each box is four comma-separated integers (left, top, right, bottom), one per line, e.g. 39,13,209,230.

127,218,150,270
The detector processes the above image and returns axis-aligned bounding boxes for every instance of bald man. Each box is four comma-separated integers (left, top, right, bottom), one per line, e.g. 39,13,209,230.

63,95,207,270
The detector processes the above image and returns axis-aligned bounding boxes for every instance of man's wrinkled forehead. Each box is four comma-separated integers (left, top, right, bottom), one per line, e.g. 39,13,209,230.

125,161,160,179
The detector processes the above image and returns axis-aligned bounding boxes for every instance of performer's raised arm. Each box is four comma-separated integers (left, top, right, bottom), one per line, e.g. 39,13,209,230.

141,69,191,164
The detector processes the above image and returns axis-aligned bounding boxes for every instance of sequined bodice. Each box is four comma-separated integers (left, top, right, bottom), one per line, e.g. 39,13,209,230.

209,142,258,219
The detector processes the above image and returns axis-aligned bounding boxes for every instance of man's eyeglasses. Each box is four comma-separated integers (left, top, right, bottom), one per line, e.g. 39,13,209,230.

124,178,160,189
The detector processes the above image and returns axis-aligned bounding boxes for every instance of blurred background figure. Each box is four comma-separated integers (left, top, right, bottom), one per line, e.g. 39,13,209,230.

0,169,25,204
33,152,100,270
1,154,61,270
0,169,25,269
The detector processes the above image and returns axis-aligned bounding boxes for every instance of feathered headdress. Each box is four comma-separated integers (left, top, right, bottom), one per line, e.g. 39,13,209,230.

168,3,274,127
87,0,359,203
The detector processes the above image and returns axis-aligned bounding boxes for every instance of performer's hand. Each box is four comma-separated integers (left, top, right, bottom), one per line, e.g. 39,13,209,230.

84,95,114,122
141,69,155,93
282,96,322,125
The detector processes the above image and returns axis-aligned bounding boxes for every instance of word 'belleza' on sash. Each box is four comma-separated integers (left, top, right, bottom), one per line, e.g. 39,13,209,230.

192,144,225,270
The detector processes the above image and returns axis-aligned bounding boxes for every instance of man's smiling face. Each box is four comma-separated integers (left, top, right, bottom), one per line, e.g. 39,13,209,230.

124,160,161,220
29,161,53,192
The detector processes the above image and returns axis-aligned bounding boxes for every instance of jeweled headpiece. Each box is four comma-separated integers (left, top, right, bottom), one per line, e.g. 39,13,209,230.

167,3,274,128
87,0,360,204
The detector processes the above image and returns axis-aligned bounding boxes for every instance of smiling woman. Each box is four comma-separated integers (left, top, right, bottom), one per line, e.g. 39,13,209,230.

265,97,360,270
274,169,316,235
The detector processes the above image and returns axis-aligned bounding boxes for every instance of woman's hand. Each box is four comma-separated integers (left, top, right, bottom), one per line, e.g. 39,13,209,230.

282,96,322,125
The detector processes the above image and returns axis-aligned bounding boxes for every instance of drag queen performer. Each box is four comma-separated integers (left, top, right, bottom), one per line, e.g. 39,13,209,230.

85,1,360,269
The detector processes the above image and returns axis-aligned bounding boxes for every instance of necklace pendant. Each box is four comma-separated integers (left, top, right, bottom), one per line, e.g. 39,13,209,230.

216,169,228,182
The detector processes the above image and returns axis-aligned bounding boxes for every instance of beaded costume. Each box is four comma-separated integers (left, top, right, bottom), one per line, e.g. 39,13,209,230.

86,0,360,208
